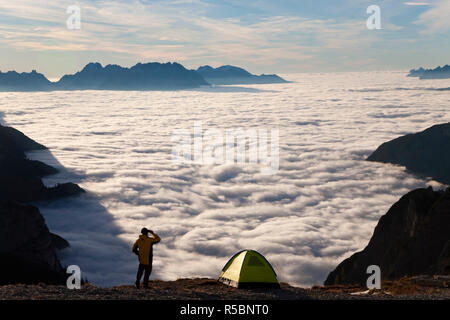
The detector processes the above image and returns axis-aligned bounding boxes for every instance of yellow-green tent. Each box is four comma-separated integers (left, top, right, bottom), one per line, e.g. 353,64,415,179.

218,250,280,288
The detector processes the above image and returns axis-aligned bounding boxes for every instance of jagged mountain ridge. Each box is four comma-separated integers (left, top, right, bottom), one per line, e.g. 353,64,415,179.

408,65,450,79
0,62,288,91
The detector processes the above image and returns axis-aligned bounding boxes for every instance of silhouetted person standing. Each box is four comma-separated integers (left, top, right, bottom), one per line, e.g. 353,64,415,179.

132,227,161,289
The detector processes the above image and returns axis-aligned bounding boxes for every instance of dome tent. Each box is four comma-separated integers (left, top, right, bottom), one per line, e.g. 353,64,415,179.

218,250,280,288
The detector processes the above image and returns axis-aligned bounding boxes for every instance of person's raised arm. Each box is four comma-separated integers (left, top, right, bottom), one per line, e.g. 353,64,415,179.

149,231,161,244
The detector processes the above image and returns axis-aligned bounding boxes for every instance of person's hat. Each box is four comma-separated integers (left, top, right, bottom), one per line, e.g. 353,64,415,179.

141,227,150,234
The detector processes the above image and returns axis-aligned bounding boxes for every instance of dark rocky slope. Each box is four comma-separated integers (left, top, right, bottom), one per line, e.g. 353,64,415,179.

367,122,450,185
325,186,450,285
0,202,68,284
0,124,84,202
0,124,83,284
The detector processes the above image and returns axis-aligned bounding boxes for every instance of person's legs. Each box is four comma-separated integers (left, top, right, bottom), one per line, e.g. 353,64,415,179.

143,264,152,288
136,263,145,288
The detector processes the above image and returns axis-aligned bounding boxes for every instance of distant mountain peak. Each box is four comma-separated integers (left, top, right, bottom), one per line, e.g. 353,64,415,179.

197,65,214,71
196,64,287,85
82,62,103,72
408,64,450,79
0,69,52,91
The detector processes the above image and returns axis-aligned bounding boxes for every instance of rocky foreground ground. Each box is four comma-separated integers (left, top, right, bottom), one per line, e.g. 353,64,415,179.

0,276,449,300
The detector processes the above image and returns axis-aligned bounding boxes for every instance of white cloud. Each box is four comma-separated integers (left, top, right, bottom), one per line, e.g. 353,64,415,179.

1,72,447,287
415,0,450,33
404,2,430,5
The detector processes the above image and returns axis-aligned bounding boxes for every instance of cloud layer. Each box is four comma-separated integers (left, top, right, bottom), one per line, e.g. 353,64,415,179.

0,71,448,287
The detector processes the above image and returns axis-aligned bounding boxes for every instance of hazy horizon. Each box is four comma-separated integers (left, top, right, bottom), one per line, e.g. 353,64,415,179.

1,62,424,83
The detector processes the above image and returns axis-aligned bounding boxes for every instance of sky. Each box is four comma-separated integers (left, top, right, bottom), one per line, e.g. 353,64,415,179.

0,0,449,78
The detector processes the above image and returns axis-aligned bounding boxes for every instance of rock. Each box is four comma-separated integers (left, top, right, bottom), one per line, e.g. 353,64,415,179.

436,240,450,274
325,187,450,286
0,201,67,284
45,182,85,200
0,124,83,284
50,233,70,251
367,122,450,185
0,124,46,156
0,124,84,202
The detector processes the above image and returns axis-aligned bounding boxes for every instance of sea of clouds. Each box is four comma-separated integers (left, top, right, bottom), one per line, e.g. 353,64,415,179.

0,71,448,287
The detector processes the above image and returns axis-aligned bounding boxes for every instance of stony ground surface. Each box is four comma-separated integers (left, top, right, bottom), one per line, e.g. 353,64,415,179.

0,276,449,300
